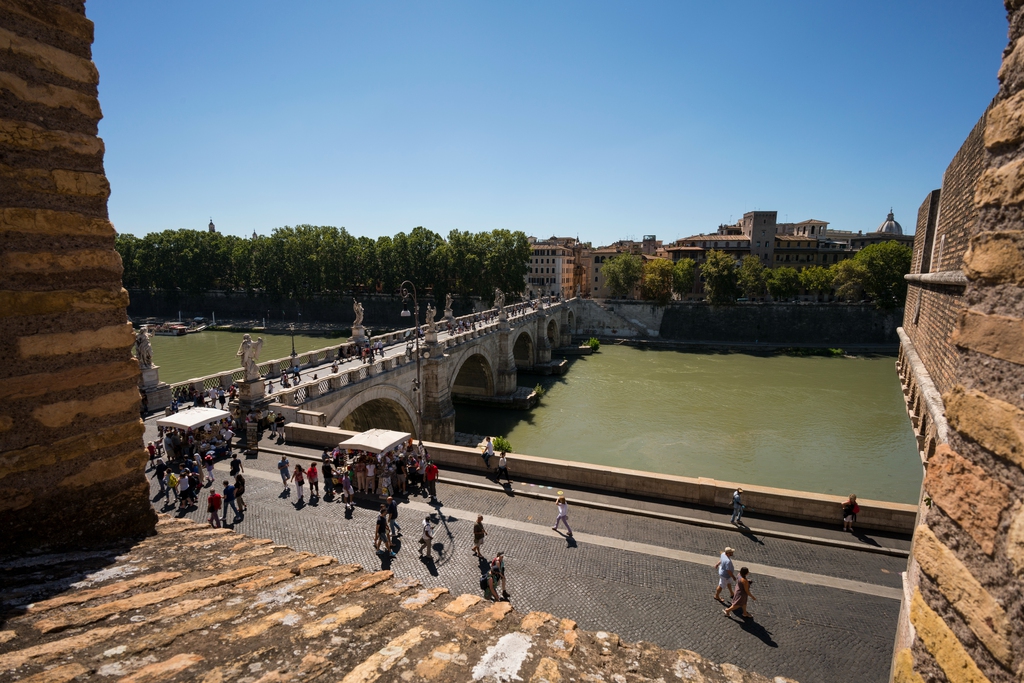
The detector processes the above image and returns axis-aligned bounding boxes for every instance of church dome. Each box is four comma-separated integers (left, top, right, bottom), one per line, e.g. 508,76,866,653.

876,210,902,235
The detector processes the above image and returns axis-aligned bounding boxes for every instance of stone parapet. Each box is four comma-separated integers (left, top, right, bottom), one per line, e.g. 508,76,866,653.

285,423,918,533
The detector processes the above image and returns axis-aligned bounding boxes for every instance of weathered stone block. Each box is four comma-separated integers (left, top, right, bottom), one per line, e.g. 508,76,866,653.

17,321,134,357
32,386,138,428
1009,504,1024,576
1,288,128,318
946,385,1024,468
0,119,104,155
913,525,1013,667
952,309,1024,366
984,90,1024,148
963,230,1024,285
909,589,990,683
923,445,1009,554
0,208,114,238
975,157,1024,207
2,248,122,275
51,169,110,197
0,71,101,119
0,26,98,84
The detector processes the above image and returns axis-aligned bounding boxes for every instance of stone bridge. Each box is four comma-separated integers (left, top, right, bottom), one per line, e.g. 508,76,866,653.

166,300,580,443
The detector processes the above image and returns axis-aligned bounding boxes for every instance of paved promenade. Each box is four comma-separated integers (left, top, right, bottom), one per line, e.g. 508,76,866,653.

146,422,908,683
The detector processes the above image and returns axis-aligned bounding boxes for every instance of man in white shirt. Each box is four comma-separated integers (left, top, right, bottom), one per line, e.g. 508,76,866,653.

714,547,736,602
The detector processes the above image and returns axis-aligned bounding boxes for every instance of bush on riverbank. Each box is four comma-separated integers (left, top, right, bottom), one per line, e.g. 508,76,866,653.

493,436,512,453
533,383,547,399
587,337,600,351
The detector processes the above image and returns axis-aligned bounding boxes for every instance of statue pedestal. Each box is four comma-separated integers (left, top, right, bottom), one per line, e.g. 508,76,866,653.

236,378,267,403
138,365,171,411
350,325,368,345
231,378,273,454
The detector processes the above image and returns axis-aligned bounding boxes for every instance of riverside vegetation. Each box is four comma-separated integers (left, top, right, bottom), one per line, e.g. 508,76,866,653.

600,241,913,308
116,225,532,300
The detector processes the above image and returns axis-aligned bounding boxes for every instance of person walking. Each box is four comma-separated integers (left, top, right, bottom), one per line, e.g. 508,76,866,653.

723,567,756,618
419,515,434,560
375,505,395,557
278,455,291,488
481,436,494,469
341,470,355,511
154,458,168,498
366,458,377,495
206,489,222,528
386,496,401,538
167,468,180,505
730,488,745,526
425,460,439,503
234,473,247,512
204,452,215,486
307,463,320,499
229,453,244,478
842,494,860,532
714,547,737,602
553,496,573,536
292,464,306,504
486,552,509,601
472,514,487,557
496,452,510,484
222,480,239,523
322,460,334,498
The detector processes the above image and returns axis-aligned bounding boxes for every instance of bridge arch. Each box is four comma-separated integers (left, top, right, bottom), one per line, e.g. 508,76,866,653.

327,384,419,437
546,318,559,346
512,328,535,369
566,309,575,334
449,351,496,397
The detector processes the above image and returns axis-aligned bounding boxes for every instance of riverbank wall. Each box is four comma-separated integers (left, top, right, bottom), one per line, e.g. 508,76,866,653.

283,423,917,533
574,300,903,347
126,290,487,329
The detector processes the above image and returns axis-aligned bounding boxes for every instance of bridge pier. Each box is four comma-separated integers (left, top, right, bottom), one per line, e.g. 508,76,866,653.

420,331,456,443
495,318,517,396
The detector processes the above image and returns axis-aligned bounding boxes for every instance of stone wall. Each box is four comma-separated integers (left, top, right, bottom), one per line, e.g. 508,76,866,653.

126,289,483,329
0,1,156,553
658,302,902,346
894,4,1024,681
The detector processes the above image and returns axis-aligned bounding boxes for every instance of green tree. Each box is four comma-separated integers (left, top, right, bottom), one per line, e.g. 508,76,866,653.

602,253,643,298
765,266,800,300
855,241,913,309
641,258,675,305
700,250,738,304
736,256,766,299
672,258,696,297
799,265,834,301
831,260,866,302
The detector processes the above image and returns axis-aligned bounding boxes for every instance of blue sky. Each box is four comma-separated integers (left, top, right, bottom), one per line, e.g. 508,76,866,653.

90,1,1007,245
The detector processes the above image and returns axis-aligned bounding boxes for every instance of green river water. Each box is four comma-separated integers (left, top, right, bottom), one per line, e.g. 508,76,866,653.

151,332,922,503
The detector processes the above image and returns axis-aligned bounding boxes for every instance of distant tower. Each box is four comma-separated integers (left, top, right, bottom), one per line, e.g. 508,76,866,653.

208,218,216,233
252,230,258,240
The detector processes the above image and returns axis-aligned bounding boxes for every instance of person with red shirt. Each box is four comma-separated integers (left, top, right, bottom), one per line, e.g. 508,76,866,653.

842,494,860,532
307,463,319,499
424,460,439,503
207,490,222,528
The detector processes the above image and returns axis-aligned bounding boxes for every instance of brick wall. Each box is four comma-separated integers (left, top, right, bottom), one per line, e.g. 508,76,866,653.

894,4,1024,681
0,1,156,553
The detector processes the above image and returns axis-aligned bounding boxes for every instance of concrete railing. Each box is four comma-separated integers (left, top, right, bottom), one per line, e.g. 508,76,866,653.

283,423,916,534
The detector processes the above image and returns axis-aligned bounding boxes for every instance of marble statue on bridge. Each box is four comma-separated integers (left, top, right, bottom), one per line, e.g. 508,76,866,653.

444,293,454,321
353,299,364,328
237,334,265,381
134,326,153,368
425,303,437,332
494,288,506,321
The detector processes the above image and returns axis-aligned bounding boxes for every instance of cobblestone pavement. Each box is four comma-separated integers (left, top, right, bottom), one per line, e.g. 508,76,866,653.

147,453,904,683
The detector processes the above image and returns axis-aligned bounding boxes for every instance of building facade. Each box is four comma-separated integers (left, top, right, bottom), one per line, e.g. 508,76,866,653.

525,236,579,299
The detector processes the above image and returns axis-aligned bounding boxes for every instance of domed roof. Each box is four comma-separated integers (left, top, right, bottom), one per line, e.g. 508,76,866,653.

876,209,902,235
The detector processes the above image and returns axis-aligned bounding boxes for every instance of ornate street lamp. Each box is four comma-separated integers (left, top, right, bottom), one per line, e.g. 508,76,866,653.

289,323,296,360
400,280,423,445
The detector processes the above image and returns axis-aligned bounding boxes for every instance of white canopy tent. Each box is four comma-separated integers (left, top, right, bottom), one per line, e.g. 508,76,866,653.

156,407,230,431
339,429,412,454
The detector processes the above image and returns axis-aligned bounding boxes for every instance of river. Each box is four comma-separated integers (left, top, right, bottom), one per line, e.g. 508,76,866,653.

151,332,922,503
456,345,922,503
149,330,334,384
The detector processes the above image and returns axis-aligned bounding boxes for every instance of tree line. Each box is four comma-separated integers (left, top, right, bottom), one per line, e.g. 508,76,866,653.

116,225,532,300
600,241,913,309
